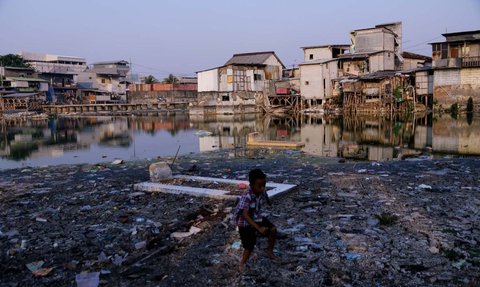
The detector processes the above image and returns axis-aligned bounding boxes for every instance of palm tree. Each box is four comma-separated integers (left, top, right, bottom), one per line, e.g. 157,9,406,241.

163,74,178,84
143,75,157,84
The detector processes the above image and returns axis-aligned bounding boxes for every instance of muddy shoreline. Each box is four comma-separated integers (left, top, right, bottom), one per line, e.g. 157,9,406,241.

1,149,479,286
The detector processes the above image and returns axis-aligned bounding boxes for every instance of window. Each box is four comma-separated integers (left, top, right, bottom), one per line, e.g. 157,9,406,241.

305,81,309,85
323,79,326,97
309,54,314,60
254,74,262,81
222,95,230,101
450,46,459,58
101,79,106,83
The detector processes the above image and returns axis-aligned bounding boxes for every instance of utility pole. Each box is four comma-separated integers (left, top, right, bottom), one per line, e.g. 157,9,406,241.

0,61,4,115
0,61,3,87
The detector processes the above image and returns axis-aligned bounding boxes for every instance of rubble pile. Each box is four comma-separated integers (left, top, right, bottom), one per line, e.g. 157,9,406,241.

1,149,479,286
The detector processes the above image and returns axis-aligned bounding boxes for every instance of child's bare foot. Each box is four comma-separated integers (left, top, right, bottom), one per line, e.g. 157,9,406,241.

239,263,246,273
266,251,281,263
251,252,258,263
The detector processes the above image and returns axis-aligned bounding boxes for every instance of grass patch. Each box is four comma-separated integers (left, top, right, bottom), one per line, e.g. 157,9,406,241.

442,228,459,236
375,212,398,226
444,249,463,261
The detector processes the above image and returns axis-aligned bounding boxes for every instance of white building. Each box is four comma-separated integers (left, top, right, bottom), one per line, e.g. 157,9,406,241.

299,45,350,107
195,51,284,115
19,52,87,75
77,60,130,102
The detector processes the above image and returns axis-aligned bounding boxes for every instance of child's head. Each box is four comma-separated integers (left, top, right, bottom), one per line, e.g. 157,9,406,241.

249,168,266,194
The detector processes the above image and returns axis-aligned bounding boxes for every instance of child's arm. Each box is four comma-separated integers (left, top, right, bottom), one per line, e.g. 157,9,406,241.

242,208,267,235
265,192,272,206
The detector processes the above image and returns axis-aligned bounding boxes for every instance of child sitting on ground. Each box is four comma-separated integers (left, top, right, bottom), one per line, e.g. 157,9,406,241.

234,168,280,272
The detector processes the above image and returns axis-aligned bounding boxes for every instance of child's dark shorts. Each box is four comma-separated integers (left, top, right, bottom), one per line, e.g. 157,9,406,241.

238,218,275,251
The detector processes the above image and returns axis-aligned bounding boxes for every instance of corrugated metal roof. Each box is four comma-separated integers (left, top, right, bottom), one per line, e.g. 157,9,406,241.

358,70,399,80
334,71,401,82
401,51,432,61
225,51,285,68
5,77,47,82
4,66,35,71
196,66,222,74
2,92,40,98
399,66,433,74
299,58,339,66
442,30,480,37
301,44,350,50
337,50,386,59
92,60,129,65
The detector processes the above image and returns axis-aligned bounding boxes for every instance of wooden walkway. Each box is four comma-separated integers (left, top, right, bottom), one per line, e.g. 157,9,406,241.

42,103,188,114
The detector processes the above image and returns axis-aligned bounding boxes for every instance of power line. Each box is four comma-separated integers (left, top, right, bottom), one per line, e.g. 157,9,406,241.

403,36,443,50
130,62,171,74
130,62,196,78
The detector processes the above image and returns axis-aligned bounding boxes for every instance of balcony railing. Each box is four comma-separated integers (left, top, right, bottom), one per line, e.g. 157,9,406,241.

462,56,480,67
434,56,480,68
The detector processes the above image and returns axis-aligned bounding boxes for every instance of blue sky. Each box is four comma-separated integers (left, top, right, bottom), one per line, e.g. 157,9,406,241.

1,0,479,79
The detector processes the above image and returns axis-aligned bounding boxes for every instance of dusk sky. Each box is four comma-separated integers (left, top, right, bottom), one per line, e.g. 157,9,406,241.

1,0,479,79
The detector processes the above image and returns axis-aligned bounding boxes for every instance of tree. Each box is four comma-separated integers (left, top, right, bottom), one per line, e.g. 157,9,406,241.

163,74,178,84
143,75,158,84
0,54,31,68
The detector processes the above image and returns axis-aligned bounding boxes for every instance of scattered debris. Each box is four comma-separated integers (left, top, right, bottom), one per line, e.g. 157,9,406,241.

418,184,432,190
35,217,47,223
134,241,147,250
171,226,202,240
149,161,173,182
1,151,479,286
231,240,242,250
75,272,100,287
26,261,53,277
345,252,362,261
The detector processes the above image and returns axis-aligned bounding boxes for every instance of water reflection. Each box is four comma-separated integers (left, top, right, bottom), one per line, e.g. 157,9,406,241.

0,112,478,169
0,114,196,169
192,112,479,160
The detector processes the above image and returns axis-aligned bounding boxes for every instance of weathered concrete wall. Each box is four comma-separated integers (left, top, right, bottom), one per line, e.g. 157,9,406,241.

403,58,424,70
303,47,333,62
129,90,197,104
323,61,338,98
355,29,395,53
192,91,259,115
415,71,433,96
198,69,219,92
189,104,257,116
300,64,323,100
433,68,480,110
355,29,385,53
340,59,366,76
369,53,384,72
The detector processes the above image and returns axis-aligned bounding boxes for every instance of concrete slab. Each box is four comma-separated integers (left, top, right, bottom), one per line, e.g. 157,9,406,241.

134,175,296,200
